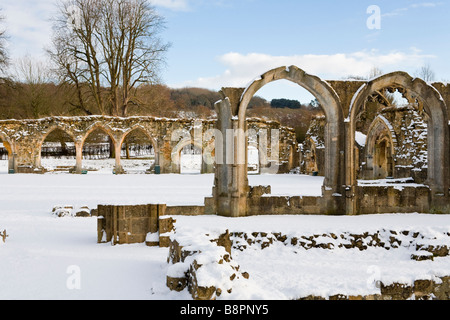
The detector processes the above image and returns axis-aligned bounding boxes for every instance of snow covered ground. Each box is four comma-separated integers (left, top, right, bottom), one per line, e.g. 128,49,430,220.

0,159,448,300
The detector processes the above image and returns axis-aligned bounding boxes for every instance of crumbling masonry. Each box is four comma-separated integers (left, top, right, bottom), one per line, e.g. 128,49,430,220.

207,66,450,216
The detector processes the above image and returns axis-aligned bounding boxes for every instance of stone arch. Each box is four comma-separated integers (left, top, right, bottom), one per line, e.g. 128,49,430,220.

81,122,117,147
118,126,159,155
238,65,345,192
118,126,159,173
81,122,121,172
40,125,77,147
364,115,397,179
37,126,78,170
171,138,205,174
349,71,449,194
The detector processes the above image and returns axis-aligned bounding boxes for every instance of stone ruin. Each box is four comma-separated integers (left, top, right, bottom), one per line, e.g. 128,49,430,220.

0,116,298,175
207,66,450,217
3,65,449,300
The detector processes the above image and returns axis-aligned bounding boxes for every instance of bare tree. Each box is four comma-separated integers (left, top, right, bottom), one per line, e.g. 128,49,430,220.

368,66,383,79
416,63,436,83
11,56,53,118
48,0,170,117
0,10,8,75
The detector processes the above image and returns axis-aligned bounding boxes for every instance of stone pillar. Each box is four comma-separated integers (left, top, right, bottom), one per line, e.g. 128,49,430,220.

8,153,16,174
213,88,249,217
201,149,215,174
75,141,83,174
344,121,357,215
114,141,124,174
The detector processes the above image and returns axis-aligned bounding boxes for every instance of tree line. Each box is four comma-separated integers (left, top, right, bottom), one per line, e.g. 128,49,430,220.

0,1,322,144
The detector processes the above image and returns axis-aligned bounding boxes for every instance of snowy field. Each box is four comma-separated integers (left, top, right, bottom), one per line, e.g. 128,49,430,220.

0,159,449,300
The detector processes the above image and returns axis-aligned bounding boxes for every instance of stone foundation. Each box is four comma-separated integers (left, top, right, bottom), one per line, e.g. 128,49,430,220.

356,185,431,214
166,227,450,300
97,204,166,245
96,204,209,246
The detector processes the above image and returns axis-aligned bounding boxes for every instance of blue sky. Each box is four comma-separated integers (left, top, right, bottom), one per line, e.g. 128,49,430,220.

2,0,450,102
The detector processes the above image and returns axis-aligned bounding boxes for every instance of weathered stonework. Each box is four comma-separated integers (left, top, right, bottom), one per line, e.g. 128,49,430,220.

166,227,450,300
0,115,298,175
212,66,450,217
97,204,166,245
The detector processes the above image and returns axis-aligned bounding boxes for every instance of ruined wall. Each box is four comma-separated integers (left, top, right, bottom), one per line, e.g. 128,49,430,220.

0,116,298,175
432,82,450,122
301,116,326,175
382,107,428,182
247,118,298,173
167,227,450,300
327,80,366,118
356,186,430,214
97,204,166,245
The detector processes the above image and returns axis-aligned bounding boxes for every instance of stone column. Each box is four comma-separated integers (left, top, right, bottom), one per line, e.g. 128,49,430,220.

114,141,124,174
75,141,83,174
344,121,357,215
213,88,249,217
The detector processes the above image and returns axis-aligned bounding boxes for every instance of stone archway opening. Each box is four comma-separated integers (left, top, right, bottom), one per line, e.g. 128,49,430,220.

238,66,344,196
373,136,392,179
82,127,116,173
179,143,203,175
212,66,345,217
353,80,431,185
40,128,76,173
246,78,325,178
120,128,156,174
349,72,448,198
247,145,259,174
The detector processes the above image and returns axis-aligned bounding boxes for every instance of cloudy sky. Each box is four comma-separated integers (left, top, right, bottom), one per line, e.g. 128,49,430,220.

2,0,449,101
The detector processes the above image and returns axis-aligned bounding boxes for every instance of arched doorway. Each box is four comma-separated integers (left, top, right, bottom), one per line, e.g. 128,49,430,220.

81,126,117,174
213,66,345,217
39,128,76,173
238,66,344,193
179,143,203,175
349,72,449,195
362,115,396,180
119,128,157,174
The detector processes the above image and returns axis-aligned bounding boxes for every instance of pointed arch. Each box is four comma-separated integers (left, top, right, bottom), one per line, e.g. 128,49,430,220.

118,126,159,155
349,71,449,194
81,122,117,147
365,115,397,179
238,65,345,192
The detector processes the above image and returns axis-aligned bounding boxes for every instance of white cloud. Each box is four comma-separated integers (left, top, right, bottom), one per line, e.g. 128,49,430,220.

150,0,190,11
2,0,55,59
382,2,443,17
176,49,437,91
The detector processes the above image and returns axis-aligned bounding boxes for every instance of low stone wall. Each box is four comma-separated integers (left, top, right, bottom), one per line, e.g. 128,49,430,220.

301,278,450,300
96,204,207,246
165,206,205,216
166,232,249,300
97,204,166,245
166,227,450,300
247,195,331,215
356,186,430,214
244,185,436,216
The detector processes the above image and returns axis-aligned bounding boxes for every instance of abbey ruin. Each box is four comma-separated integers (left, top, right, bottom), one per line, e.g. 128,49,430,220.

209,66,449,216
1,65,449,217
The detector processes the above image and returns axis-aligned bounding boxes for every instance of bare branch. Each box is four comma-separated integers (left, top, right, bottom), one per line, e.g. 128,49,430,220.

48,0,170,117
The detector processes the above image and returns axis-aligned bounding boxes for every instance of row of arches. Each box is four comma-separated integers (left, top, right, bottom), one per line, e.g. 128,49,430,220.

0,126,205,175
0,119,282,175
243,67,447,192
